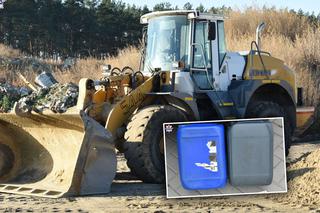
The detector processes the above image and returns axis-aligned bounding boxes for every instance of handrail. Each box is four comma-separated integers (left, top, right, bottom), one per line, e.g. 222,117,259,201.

190,42,215,90
249,41,268,79
250,50,271,56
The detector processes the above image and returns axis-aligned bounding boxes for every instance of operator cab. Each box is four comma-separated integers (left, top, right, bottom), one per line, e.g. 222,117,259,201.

140,10,245,93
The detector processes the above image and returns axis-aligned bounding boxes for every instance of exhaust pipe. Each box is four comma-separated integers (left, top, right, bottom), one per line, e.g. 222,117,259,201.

256,22,266,50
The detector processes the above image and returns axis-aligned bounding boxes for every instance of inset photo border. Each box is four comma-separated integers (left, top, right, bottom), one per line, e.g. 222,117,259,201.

163,117,287,199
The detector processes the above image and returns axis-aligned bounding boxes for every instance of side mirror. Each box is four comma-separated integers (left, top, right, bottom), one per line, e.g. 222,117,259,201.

208,22,216,41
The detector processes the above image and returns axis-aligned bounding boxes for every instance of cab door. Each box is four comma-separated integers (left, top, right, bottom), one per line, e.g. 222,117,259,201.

216,20,229,91
191,20,219,91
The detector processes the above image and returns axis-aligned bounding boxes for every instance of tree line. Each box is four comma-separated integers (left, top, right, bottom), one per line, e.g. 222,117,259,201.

0,0,318,59
0,0,149,58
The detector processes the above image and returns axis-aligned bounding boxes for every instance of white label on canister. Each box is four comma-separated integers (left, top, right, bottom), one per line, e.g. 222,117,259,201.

195,141,218,172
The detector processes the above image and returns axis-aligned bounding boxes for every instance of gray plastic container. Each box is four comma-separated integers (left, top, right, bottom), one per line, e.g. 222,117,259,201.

227,121,273,186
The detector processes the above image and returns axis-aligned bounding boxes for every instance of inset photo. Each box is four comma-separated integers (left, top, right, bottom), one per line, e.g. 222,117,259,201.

164,117,287,198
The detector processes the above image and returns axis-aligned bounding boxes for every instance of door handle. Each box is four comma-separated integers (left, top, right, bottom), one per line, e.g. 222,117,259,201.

219,66,227,74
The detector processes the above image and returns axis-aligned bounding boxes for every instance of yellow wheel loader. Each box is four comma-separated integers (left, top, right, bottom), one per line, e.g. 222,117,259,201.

0,10,314,197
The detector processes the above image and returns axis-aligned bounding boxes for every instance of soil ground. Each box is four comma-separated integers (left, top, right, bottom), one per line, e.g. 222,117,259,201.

0,142,319,213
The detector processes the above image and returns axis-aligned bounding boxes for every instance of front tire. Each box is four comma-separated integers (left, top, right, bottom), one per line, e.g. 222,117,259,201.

123,105,187,183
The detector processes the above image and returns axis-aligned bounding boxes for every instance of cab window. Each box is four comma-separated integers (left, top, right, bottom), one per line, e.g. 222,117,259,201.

193,21,212,69
218,21,226,66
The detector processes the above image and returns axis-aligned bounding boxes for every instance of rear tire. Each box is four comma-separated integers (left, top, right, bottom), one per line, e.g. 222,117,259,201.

246,101,293,155
0,144,14,177
123,105,187,183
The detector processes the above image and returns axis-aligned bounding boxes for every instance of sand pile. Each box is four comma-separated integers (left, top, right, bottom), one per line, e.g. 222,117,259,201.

274,148,320,207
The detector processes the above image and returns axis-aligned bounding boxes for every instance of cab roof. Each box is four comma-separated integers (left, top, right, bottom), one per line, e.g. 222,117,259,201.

140,10,224,24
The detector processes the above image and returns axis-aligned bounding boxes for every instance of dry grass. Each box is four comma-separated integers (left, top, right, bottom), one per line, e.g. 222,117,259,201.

1,8,320,109
293,29,320,110
225,8,310,40
0,44,23,83
54,46,140,83
0,44,22,58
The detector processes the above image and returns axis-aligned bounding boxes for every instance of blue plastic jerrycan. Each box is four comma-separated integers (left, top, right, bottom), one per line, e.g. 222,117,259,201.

177,123,227,190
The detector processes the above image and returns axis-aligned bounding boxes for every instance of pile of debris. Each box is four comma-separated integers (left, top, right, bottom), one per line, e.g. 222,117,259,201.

17,82,79,113
0,82,24,112
0,72,79,113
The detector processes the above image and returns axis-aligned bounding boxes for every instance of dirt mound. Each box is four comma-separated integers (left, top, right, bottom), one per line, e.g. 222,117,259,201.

274,148,320,207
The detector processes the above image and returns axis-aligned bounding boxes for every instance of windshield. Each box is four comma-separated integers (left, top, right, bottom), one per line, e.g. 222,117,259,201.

143,15,190,72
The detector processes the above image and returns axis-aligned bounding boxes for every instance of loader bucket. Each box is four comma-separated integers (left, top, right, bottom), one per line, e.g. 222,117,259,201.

0,108,116,198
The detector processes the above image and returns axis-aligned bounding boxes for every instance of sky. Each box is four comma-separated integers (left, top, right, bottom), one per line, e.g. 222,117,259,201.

122,0,320,14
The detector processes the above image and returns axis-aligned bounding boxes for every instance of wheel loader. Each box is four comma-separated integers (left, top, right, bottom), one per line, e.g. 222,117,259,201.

0,10,314,197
